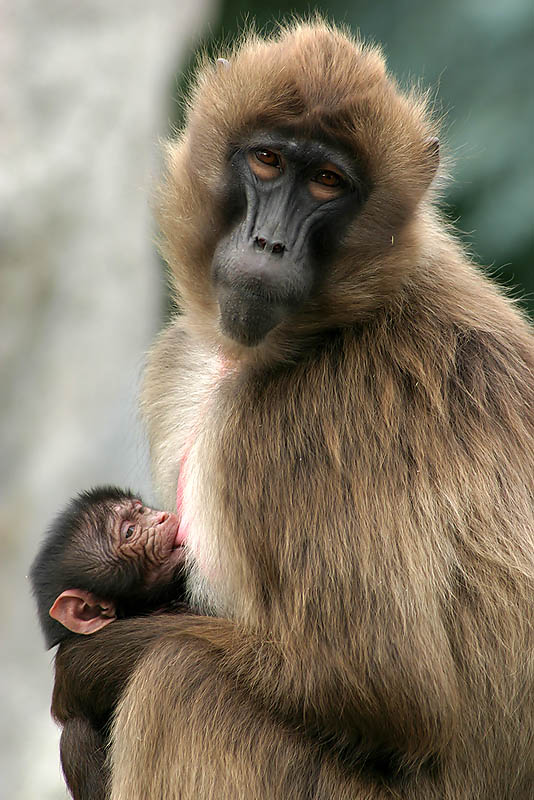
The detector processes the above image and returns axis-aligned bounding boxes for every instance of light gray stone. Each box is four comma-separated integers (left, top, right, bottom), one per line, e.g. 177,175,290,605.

0,1,216,797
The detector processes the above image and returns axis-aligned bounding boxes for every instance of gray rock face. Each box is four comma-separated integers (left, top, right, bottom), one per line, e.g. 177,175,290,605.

0,1,215,797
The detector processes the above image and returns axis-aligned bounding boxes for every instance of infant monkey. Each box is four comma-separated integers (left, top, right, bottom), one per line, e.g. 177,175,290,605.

30,486,186,800
31,486,186,647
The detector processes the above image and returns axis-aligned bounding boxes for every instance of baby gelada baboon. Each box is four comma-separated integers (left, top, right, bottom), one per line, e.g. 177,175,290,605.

30,486,186,800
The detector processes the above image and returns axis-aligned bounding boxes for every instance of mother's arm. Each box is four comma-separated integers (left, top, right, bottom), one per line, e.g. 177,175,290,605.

51,616,182,727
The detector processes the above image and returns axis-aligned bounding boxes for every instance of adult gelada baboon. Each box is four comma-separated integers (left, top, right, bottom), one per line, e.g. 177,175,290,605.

52,21,534,799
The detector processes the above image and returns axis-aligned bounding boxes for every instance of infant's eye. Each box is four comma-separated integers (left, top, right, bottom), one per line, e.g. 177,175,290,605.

121,521,136,539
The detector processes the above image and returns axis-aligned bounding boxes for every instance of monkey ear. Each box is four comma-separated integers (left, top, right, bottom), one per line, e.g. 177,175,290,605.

49,589,117,635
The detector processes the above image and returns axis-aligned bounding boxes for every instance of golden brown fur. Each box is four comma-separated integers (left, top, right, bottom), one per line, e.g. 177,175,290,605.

53,20,534,799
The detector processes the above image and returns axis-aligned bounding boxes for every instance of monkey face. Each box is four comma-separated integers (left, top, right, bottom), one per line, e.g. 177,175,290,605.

211,131,364,346
111,501,185,586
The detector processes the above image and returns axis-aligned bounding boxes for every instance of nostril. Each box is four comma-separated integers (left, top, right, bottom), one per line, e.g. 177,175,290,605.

254,237,286,255
158,512,169,524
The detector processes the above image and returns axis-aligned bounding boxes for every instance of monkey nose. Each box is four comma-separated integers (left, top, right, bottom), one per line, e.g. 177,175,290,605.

254,236,286,256
157,512,169,524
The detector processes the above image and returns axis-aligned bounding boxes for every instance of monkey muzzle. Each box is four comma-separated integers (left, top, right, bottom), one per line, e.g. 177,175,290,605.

212,190,317,346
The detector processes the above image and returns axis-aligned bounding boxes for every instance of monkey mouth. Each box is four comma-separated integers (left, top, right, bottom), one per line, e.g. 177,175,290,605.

218,289,285,347
155,513,186,560
169,520,189,567
173,524,188,549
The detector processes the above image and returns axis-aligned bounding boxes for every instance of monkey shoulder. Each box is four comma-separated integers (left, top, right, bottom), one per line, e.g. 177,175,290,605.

451,323,534,393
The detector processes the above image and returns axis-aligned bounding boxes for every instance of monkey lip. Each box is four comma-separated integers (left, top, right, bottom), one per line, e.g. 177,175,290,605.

156,513,187,551
172,522,188,549
156,513,186,552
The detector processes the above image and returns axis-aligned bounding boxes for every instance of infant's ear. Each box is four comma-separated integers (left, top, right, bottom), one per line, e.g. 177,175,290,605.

49,589,117,635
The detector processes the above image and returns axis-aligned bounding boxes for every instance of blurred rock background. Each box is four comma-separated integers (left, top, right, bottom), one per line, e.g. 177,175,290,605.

0,1,215,797
0,0,531,797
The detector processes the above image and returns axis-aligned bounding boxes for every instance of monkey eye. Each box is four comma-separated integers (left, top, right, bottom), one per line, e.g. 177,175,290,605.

254,149,281,168
248,148,283,181
121,521,136,540
312,169,344,188
308,164,348,200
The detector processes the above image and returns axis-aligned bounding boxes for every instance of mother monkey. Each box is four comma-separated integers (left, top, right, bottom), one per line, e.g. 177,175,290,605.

53,22,534,800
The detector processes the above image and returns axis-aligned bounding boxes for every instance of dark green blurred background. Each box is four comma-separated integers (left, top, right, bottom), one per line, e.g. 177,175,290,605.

173,0,534,313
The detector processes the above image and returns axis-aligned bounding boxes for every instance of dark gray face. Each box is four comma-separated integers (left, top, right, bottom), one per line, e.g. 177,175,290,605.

211,131,365,346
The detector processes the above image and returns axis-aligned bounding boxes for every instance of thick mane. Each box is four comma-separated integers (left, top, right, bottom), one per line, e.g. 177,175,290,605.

157,22,445,365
